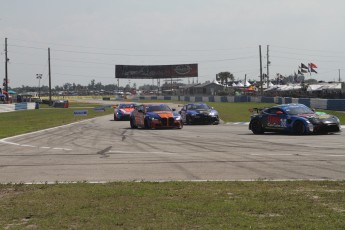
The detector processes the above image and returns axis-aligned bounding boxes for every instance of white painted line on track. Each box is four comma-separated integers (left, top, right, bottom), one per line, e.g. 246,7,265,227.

108,150,173,154
0,118,95,150
52,148,72,151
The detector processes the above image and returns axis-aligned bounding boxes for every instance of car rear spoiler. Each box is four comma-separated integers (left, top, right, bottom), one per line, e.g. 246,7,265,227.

248,108,264,114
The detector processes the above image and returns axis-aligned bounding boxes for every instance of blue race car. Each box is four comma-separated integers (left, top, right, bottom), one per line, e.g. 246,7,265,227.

249,103,341,135
179,103,219,125
114,103,136,121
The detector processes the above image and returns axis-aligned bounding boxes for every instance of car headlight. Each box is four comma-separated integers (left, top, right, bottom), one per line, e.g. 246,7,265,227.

209,112,218,116
334,116,340,124
150,117,159,121
175,116,181,121
308,117,321,124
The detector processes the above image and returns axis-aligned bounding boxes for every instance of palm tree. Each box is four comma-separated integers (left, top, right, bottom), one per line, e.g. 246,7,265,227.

217,72,235,85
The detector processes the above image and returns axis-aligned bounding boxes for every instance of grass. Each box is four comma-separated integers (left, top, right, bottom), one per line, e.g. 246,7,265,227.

1,181,345,229
1,100,345,229
0,102,114,138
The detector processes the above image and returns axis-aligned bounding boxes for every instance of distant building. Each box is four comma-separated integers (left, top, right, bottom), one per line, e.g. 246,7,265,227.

176,82,226,96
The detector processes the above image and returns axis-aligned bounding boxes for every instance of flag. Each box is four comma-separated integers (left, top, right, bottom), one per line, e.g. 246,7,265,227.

308,63,317,68
310,68,318,73
301,63,309,69
298,70,304,75
301,69,308,73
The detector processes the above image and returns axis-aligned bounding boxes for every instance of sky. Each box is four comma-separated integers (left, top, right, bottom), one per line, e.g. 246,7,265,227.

1,0,345,88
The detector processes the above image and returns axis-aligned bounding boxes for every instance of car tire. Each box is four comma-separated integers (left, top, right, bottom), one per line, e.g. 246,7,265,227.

114,114,118,121
130,118,137,129
178,122,183,129
251,120,264,134
186,116,192,125
144,119,150,129
293,121,305,135
213,120,219,125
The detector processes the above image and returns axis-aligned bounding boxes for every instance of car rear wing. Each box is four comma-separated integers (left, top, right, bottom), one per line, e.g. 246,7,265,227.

248,108,264,114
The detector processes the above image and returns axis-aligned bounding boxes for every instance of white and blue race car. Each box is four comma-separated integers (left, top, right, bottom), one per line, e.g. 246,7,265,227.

249,103,341,135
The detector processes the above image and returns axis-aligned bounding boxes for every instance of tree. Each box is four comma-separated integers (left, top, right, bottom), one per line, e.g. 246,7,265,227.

217,72,235,85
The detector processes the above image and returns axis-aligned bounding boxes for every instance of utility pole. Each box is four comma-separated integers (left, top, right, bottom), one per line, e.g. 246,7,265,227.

36,74,42,98
259,45,263,95
267,45,270,88
4,37,9,102
48,48,52,105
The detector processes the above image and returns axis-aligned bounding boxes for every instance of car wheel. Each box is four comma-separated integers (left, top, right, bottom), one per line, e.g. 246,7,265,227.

213,120,219,125
114,114,118,121
144,119,150,129
186,116,192,125
293,121,305,135
251,120,264,134
130,118,137,129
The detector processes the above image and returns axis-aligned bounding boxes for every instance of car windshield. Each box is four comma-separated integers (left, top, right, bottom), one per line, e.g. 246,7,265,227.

285,106,314,115
146,104,171,112
189,104,209,110
119,104,134,109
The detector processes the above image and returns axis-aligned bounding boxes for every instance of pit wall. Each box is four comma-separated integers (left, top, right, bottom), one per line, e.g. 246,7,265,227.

138,95,345,111
0,102,36,113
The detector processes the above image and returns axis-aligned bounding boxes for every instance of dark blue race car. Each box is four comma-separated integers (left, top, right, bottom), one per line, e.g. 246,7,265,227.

179,103,219,125
249,103,341,135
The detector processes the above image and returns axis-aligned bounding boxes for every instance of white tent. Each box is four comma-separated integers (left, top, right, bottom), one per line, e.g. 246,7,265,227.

236,82,244,87
244,80,251,87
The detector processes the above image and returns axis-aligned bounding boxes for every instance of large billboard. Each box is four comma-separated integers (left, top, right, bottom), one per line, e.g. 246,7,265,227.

115,64,198,79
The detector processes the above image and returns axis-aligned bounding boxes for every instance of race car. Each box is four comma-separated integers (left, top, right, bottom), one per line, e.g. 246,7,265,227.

249,103,341,135
130,103,183,129
113,102,136,121
179,103,219,125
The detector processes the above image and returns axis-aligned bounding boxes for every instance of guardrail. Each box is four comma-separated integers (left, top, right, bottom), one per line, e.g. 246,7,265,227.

136,95,345,111
0,102,37,113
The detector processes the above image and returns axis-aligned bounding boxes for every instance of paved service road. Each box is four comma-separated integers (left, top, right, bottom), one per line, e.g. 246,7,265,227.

1,114,345,183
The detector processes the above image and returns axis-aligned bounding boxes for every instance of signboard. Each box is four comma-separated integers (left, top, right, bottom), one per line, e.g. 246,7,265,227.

115,64,198,79
73,110,88,116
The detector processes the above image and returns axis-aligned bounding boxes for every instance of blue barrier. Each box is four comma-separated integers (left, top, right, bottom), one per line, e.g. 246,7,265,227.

195,96,203,102
298,98,311,107
15,103,28,110
261,97,275,103
220,97,228,102
327,99,345,111
285,97,292,104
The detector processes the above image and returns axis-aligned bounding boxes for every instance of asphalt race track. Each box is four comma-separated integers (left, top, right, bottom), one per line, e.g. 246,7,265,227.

1,113,345,183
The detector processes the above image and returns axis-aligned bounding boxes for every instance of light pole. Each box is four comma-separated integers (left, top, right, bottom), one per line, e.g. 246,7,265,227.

36,74,42,98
